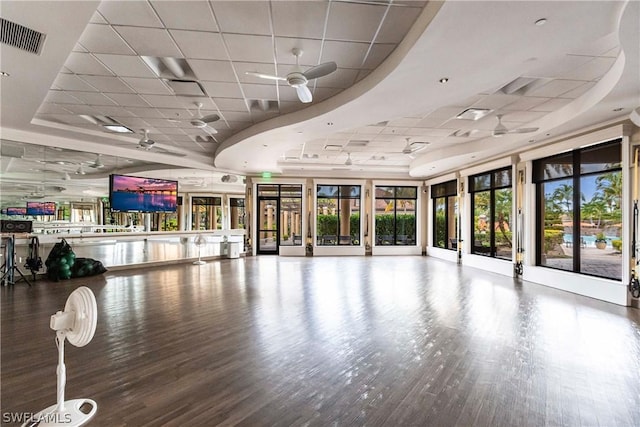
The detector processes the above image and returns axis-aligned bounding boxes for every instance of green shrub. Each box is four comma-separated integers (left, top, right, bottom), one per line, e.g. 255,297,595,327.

612,239,622,252
544,230,564,252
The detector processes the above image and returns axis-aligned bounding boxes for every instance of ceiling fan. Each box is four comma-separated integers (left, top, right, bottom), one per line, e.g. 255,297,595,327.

137,129,188,157
246,48,337,104
87,154,104,169
402,138,429,156
345,152,353,166
167,102,220,133
492,114,538,137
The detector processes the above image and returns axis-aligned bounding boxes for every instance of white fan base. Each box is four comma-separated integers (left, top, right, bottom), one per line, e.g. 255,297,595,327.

193,260,206,265
24,399,97,427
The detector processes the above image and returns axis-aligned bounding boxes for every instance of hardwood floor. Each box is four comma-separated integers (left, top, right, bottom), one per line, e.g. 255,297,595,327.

2,256,639,426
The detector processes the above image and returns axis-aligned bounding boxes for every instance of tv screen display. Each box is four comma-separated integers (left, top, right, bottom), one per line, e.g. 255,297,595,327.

110,174,178,213
26,202,55,216
6,207,27,216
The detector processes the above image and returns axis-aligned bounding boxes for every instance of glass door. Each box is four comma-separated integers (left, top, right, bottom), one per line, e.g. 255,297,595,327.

257,198,279,254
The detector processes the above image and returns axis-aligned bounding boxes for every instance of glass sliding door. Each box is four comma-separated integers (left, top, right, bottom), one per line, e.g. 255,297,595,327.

257,198,279,254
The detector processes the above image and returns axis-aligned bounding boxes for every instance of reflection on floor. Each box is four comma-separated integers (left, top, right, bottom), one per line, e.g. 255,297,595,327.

2,256,639,426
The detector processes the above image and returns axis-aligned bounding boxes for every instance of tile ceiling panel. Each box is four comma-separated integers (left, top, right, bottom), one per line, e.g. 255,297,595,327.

77,24,135,55
72,43,88,53
92,105,134,117
121,77,172,95
375,6,423,44
313,68,360,89
530,98,573,112
141,94,194,109
501,111,546,122
52,74,98,92
525,54,594,79
271,1,328,40
321,41,370,69
66,91,118,106
157,108,193,120
526,79,587,97
125,107,165,118
89,11,107,25
326,2,386,43
79,76,134,94
219,111,253,122
501,96,551,111
58,104,99,115
64,52,114,76
94,54,156,78
240,83,278,100
200,81,244,99
224,34,275,63
212,1,272,36
188,59,237,82
560,81,596,98
170,30,227,61
363,44,396,69
145,119,179,129
106,93,151,107
150,0,218,32
43,91,83,105
98,1,164,28
472,94,521,110
36,104,73,115
114,26,182,58
275,37,323,67
278,101,301,114
562,57,617,81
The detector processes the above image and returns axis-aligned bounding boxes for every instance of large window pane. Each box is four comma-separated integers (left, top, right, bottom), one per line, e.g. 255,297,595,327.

447,195,457,250
317,184,361,246
375,200,394,245
539,179,573,271
494,188,513,260
473,191,490,255
280,197,302,246
434,197,446,248
579,172,622,279
375,186,417,246
396,199,415,245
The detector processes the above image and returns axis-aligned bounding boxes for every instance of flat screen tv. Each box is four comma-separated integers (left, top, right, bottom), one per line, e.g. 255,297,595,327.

6,207,27,216
26,202,55,216
110,174,178,213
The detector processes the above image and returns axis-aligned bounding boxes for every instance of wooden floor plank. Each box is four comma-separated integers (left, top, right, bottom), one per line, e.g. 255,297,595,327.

2,256,639,426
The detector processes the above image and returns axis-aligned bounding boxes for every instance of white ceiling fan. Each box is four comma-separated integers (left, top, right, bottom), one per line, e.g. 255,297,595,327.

246,48,337,104
87,154,104,169
168,102,219,133
492,114,538,137
137,129,188,157
402,138,429,156
345,152,353,166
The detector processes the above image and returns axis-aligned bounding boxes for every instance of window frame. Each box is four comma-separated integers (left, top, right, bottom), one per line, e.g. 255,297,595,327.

431,180,457,250
374,185,417,246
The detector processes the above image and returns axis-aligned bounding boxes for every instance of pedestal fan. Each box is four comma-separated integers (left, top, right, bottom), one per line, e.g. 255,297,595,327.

24,286,98,427
193,234,207,265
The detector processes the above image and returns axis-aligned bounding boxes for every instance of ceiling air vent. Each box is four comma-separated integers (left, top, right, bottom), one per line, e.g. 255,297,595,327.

0,17,46,55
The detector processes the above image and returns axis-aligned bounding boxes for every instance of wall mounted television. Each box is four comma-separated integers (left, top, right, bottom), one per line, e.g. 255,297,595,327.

26,202,55,215
110,174,178,213
6,207,27,216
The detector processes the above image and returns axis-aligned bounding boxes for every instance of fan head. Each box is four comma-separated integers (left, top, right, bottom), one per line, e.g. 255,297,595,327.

190,102,220,130
50,286,97,347
139,129,155,149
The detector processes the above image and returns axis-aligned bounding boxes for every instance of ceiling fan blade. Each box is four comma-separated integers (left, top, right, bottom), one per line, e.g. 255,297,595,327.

296,85,313,103
303,61,337,80
510,127,539,134
201,114,220,124
245,71,286,81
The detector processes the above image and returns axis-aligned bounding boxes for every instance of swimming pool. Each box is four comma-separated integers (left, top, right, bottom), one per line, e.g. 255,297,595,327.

563,234,618,248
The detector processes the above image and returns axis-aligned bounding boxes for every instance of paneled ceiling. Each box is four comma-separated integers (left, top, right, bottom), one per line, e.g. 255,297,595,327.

0,0,639,206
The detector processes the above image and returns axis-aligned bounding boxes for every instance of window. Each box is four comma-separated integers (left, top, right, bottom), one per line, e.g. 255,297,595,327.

375,186,417,245
534,139,622,280
229,197,245,229
431,180,457,250
317,185,361,245
256,184,302,247
191,197,222,230
469,167,513,259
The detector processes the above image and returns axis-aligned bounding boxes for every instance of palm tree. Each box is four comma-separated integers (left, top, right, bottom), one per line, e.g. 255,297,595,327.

552,183,573,213
596,171,622,213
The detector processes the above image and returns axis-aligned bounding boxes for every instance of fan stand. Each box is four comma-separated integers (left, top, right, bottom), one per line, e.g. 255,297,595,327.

193,235,206,265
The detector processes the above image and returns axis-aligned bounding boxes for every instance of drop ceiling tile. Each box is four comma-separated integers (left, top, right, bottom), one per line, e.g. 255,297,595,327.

106,93,151,107
39,114,95,126
77,24,135,55
380,127,410,136
220,111,253,122
126,107,165,118
272,1,328,39
560,81,596,99
409,128,455,137
80,76,133,93
151,0,218,31
170,30,227,60
93,54,156,78
157,108,192,120
276,101,299,114
114,26,182,57
200,81,243,98
526,79,587,97
530,98,573,112
66,91,119,106
525,54,594,79
89,11,107,24
50,104,96,116
471,94,521,110
52,74,98,92
44,91,84,105
501,96,551,111
36,103,74,115
234,62,278,83
376,6,422,44
326,2,386,42
121,77,172,95
355,69,372,82
212,1,271,35
188,59,236,82
144,118,179,128
276,37,323,66
313,87,342,102
501,111,546,122
113,117,150,128
562,57,616,81
277,87,302,102
354,126,384,135
213,98,249,112
240,83,277,100
224,34,274,63
72,43,88,53
321,41,369,69
98,1,163,27
139,95,185,109
363,43,396,69
313,68,359,89
92,105,134,117
64,53,114,76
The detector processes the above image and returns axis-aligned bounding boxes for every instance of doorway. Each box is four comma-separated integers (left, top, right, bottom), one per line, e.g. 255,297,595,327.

257,198,279,254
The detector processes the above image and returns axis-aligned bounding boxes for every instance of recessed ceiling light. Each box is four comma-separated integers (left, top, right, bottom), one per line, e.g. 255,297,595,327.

529,139,535,143
0,71,9,77
439,77,449,83
103,124,133,133
613,107,624,112
263,144,268,147
327,122,334,126
535,18,547,26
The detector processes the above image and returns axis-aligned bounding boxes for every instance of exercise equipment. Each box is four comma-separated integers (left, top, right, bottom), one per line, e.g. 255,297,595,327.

25,236,43,281
1,235,32,286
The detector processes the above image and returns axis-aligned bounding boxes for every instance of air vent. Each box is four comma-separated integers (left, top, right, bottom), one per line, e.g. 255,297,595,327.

346,139,370,147
498,76,550,95
0,18,46,55
165,79,207,97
